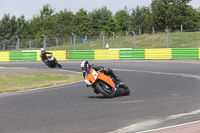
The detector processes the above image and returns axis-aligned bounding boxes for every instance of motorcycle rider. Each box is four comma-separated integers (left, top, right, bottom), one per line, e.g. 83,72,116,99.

80,60,123,96
40,48,52,66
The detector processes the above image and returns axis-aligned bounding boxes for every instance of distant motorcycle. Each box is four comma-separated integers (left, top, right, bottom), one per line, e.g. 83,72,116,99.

46,55,62,68
84,68,130,98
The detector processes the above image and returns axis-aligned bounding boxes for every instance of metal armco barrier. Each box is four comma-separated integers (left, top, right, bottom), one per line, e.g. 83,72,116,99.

94,50,119,60
0,50,66,61
120,49,145,59
0,52,9,61
68,48,200,60
145,48,172,59
9,52,37,61
0,48,200,61
68,50,94,60
172,48,199,59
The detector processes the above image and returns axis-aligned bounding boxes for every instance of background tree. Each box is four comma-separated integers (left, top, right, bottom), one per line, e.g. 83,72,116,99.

198,9,200,28
73,8,91,36
0,14,18,50
51,9,74,38
40,4,55,19
39,4,55,38
23,4,55,40
182,5,200,29
197,7,200,12
16,15,27,38
26,15,42,38
151,0,199,29
0,2,200,41
0,14,17,40
129,6,152,33
46,11,74,48
104,17,116,36
89,6,112,36
114,8,130,35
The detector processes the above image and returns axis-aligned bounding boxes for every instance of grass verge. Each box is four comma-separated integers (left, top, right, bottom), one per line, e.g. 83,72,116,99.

5,32,200,53
0,73,83,93
46,32,200,50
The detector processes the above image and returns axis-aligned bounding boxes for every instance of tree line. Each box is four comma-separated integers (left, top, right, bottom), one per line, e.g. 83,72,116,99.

0,0,199,41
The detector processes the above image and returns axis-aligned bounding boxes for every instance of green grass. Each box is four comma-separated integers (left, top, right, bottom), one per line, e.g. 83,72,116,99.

44,32,200,51
3,32,200,52
0,73,83,93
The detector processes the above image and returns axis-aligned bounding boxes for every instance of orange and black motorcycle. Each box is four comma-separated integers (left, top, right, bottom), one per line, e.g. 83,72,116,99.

84,68,130,98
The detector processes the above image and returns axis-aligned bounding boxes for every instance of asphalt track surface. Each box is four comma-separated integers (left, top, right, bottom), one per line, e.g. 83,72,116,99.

0,60,200,133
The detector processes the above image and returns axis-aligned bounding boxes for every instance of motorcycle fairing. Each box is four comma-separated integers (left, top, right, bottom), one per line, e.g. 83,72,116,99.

85,68,115,89
97,72,115,89
85,68,96,84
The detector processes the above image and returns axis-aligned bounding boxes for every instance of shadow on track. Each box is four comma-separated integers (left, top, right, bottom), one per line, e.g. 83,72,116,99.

87,95,111,99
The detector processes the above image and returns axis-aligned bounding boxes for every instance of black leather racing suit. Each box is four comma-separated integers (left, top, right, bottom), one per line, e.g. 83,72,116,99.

40,51,52,65
82,64,118,80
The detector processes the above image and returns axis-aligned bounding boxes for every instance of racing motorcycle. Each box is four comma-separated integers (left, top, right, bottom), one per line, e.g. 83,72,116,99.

84,68,130,98
46,55,62,68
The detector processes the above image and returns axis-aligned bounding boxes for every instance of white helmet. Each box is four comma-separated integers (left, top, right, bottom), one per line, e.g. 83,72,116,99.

41,48,45,52
80,60,90,72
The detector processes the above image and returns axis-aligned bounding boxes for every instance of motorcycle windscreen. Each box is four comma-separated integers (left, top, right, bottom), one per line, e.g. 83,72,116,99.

97,72,115,89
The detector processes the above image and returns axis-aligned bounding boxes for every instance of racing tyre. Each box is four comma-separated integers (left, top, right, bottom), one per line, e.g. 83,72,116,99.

95,81,114,98
122,84,130,95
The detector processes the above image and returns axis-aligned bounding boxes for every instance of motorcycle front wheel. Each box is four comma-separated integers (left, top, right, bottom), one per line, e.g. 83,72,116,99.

95,80,114,98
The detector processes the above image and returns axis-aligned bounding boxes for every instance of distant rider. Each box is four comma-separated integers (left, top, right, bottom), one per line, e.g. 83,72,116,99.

80,60,122,95
40,48,52,66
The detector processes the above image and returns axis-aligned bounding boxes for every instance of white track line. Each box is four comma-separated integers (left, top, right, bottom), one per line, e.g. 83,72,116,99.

108,109,200,133
136,120,200,133
113,69,200,79
59,69,82,74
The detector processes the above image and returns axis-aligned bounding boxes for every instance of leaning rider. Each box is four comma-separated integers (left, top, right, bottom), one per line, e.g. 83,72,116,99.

40,48,52,66
80,60,122,95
